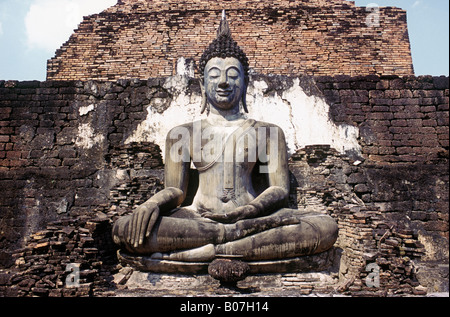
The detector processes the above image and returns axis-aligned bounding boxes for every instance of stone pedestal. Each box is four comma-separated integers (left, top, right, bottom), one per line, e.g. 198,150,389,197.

112,269,340,297
117,247,339,275
113,248,341,296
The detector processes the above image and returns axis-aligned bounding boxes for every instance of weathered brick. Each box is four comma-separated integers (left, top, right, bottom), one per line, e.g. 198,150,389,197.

46,0,414,81
58,148,77,159
371,98,393,106
396,147,413,155
422,106,436,112
373,106,390,112
376,80,390,90
439,139,449,147
6,151,21,160
0,127,14,134
369,90,385,99
369,112,394,120
422,119,437,127
389,78,405,89
436,112,449,126
407,119,423,127
391,119,408,127
379,147,395,155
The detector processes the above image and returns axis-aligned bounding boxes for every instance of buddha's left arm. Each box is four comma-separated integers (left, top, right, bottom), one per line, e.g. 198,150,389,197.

247,125,290,216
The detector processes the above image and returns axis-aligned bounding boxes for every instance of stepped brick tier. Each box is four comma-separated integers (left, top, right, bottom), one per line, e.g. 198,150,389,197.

47,0,414,81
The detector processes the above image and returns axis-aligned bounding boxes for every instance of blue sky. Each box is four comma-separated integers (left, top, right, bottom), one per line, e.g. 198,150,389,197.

0,0,448,81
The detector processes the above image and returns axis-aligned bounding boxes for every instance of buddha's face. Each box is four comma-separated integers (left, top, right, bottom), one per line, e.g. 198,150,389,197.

204,57,246,111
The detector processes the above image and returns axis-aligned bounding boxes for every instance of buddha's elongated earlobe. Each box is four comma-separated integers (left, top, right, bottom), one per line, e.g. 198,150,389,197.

200,79,209,114
242,98,248,113
242,84,249,113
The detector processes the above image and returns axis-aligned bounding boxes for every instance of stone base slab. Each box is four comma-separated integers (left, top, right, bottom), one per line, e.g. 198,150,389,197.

114,247,341,297
113,269,340,297
117,247,339,275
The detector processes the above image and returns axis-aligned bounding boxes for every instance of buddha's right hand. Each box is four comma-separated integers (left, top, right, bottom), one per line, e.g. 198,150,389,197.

127,201,160,248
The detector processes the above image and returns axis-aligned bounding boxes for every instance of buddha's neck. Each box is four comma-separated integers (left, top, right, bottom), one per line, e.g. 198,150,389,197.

207,105,245,126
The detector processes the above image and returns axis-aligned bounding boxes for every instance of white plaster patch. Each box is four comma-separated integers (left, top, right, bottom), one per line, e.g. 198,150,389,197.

125,74,361,162
75,123,105,149
176,57,195,77
125,75,206,157
116,169,130,181
247,78,361,155
79,104,95,116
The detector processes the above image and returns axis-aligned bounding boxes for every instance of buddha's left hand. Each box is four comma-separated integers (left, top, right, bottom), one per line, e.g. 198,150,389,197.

202,204,259,223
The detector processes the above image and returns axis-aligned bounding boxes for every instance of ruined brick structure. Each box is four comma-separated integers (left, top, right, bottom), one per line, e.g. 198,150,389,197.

0,74,448,296
47,0,414,80
0,0,447,298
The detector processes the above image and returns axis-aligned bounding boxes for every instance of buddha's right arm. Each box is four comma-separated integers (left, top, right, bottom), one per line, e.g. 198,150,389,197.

150,124,191,214
143,187,185,214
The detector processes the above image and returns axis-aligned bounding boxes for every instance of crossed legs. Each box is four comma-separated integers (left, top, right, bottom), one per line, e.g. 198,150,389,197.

112,208,338,262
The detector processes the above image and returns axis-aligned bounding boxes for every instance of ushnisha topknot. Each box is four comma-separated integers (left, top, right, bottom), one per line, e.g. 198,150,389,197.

199,10,249,84
199,10,250,114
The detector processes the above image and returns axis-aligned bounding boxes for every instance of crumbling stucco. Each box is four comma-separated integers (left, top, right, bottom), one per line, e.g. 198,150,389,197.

125,72,361,161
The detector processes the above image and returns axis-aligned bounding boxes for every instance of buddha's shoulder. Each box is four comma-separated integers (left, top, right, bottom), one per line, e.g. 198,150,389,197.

252,120,284,131
166,119,285,134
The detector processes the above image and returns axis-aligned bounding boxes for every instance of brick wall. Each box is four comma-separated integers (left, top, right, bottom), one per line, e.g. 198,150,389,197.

0,74,448,295
0,79,165,267
318,75,449,164
47,0,414,80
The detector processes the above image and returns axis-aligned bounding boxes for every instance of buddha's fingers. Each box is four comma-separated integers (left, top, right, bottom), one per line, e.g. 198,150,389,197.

137,207,152,247
146,208,160,239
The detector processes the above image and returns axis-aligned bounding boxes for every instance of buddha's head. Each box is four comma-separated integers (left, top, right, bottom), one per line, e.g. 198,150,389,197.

199,11,249,114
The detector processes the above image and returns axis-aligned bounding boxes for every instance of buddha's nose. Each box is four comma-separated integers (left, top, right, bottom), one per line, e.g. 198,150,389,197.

218,80,230,89
218,73,230,89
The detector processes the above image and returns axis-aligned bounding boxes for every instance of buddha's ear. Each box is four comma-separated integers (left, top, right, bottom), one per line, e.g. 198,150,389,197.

200,79,209,114
242,82,249,113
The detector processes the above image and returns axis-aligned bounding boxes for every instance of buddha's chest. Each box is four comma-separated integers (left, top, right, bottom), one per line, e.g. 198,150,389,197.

193,126,260,171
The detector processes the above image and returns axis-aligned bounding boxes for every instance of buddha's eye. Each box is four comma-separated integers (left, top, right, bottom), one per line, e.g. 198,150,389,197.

227,68,240,80
208,68,220,79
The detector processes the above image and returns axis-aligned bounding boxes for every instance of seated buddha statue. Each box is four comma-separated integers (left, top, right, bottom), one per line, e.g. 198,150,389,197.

112,14,338,265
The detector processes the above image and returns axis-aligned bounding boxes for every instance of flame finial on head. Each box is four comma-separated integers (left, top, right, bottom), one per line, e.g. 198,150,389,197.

217,10,231,38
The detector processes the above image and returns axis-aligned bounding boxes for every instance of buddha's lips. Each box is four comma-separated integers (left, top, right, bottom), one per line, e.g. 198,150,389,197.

216,90,232,96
